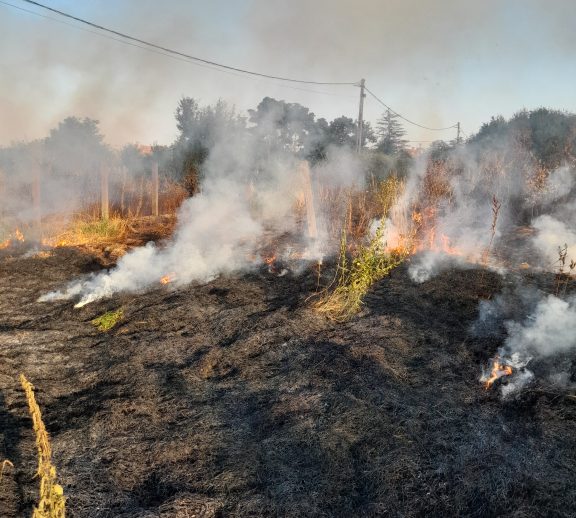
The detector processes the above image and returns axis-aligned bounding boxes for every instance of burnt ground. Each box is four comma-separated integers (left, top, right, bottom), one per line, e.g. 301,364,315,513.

0,247,575,518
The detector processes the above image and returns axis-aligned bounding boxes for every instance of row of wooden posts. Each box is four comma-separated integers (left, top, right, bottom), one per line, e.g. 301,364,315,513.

14,160,318,240
99,162,160,220
16,162,161,225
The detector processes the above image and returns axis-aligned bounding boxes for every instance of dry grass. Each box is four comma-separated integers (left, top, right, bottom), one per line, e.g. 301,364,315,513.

0,459,13,486
42,217,128,248
19,374,66,518
316,175,405,245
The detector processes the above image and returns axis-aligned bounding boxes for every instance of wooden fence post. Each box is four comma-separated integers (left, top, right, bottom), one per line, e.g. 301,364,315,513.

151,161,159,217
100,164,109,220
32,168,42,229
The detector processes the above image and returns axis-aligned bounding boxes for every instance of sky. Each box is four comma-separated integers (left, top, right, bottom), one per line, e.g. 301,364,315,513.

1,0,575,147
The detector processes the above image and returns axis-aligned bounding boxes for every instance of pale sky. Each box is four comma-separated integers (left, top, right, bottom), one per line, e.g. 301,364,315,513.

1,0,575,147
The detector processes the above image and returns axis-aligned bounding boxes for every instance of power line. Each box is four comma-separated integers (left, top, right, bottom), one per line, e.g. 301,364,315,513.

0,1,357,99
17,0,356,86
365,86,458,131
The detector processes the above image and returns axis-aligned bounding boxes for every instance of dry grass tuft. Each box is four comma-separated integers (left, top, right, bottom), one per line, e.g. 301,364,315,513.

42,217,128,248
0,459,14,486
19,374,66,518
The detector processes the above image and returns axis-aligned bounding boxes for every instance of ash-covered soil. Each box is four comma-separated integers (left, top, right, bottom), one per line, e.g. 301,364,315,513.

1,247,575,517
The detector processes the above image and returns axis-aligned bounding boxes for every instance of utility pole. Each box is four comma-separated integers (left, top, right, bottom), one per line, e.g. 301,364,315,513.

456,122,462,144
356,78,366,153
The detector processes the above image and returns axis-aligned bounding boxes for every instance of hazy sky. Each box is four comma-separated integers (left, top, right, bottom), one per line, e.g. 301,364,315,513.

1,0,575,147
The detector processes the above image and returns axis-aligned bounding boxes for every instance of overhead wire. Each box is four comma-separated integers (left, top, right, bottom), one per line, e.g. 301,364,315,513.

2,0,465,134
0,0,357,99
17,0,356,86
365,86,458,131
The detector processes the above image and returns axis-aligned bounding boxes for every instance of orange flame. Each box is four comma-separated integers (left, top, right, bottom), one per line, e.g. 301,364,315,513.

160,273,176,285
386,208,465,258
0,228,25,249
484,357,513,389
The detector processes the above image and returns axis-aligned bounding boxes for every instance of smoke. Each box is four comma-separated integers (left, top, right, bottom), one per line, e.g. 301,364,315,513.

505,294,576,358
40,176,263,306
475,291,576,397
531,216,576,267
38,112,362,306
3,1,576,146
380,134,576,283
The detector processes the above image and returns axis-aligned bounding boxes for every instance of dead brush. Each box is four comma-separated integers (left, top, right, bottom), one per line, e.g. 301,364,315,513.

481,195,502,265
315,220,404,321
554,244,576,296
19,374,66,518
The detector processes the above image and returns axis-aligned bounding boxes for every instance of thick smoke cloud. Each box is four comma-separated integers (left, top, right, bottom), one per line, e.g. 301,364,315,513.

2,1,576,145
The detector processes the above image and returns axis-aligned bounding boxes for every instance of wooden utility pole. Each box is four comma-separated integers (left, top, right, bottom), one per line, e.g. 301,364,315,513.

356,78,366,153
151,161,159,217
456,122,462,144
100,164,109,220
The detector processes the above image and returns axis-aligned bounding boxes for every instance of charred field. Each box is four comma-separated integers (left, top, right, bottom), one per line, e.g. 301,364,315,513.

1,246,575,518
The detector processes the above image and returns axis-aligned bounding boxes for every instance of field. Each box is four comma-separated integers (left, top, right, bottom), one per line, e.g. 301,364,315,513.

1,240,575,517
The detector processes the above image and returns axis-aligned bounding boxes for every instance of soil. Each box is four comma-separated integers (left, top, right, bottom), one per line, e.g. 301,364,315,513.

1,245,575,517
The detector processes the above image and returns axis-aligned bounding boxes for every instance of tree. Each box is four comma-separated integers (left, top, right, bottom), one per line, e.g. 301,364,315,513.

45,117,109,177
173,97,246,190
376,109,407,155
248,97,317,155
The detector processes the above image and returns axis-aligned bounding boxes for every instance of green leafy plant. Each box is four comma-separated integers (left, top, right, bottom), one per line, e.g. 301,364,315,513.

315,220,404,321
91,308,124,332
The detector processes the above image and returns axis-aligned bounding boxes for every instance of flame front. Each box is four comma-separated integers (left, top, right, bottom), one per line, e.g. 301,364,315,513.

384,209,465,258
483,357,513,389
0,228,25,249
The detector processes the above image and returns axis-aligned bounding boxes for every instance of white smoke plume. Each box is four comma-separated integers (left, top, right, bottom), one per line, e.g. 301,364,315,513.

38,121,363,306
476,291,576,398
379,138,576,283
531,215,576,267
40,176,262,307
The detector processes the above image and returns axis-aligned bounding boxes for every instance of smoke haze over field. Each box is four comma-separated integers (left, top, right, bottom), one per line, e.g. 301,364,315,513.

2,0,576,145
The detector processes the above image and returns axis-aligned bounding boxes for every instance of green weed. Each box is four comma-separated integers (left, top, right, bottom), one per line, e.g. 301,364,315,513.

91,308,124,332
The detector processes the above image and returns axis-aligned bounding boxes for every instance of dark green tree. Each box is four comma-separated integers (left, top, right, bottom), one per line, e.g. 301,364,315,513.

45,117,109,177
376,109,407,155
173,97,246,191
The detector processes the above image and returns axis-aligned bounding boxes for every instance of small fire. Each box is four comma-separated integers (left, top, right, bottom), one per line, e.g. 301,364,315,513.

263,252,278,273
483,357,513,389
41,236,71,248
386,209,466,258
0,228,25,249
160,272,176,285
